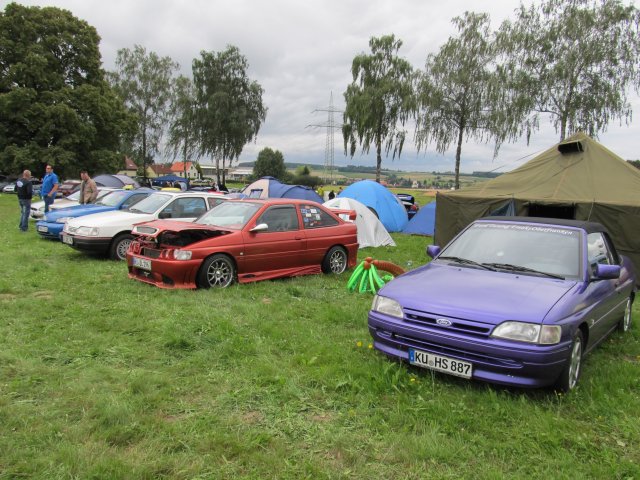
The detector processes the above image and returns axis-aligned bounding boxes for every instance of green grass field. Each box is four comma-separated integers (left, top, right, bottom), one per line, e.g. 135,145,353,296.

0,194,638,479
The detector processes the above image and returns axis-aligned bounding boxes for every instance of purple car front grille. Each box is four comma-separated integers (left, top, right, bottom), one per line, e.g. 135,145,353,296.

376,330,520,369
404,310,492,337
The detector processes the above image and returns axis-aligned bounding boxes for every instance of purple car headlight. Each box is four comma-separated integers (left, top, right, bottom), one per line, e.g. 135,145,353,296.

491,322,561,344
372,295,403,319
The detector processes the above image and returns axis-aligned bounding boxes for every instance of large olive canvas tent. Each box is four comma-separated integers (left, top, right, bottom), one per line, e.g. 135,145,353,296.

435,132,640,276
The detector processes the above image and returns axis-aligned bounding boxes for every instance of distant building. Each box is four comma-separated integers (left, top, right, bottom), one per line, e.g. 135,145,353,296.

227,167,253,182
171,161,198,179
148,164,173,178
117,156,138,177
199,164,229,180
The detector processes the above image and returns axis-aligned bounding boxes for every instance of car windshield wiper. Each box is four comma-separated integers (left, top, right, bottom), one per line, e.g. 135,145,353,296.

482,263,565,279
437,256,496,271
128,207,144,213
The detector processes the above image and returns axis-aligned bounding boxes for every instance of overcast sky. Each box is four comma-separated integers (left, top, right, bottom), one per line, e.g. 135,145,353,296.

6,0,640,173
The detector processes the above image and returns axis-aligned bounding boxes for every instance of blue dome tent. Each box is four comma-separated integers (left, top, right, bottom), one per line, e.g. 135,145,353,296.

152,174,190,188
338,180,408,232
242,177,323,203
402,201,436,236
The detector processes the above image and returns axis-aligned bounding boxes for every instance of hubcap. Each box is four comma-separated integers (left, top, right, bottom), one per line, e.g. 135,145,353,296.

117,239,132,260
330,251,346,273
568,337,582,390
207,259,232,287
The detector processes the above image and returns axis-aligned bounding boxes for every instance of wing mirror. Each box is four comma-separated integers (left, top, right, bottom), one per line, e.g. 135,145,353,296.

158,211,171,219
426,245,441,258
250,223,269,233
594,263,621,280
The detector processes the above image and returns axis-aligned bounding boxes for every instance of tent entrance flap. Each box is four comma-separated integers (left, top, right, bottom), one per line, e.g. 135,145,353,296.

527,203,576,220
488,199,516,217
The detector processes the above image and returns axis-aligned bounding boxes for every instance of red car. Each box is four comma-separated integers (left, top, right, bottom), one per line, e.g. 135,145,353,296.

127,199,359,289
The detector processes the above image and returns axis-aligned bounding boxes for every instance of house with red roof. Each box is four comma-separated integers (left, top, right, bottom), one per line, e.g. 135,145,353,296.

117,156,139,177
171,161,198,179
149,164,173,177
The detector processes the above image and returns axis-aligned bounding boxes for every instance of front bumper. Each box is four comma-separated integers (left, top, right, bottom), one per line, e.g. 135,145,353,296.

368,311,572,389
36,221,64,240
62,234,112,255
127,254,201,289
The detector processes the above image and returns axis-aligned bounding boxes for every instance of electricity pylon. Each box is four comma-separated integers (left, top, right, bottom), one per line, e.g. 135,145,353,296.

308,92,342,184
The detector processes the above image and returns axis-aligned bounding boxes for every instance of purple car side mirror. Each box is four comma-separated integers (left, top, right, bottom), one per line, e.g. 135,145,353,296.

594,263,621,280
427,245,441,258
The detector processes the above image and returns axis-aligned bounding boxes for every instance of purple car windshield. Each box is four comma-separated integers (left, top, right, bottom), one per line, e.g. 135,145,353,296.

440,222,581,278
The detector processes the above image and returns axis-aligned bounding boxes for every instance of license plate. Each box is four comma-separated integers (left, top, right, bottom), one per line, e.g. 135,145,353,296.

132,257,151,271
37,225,48,233
62,234,73,245
409,349,472,379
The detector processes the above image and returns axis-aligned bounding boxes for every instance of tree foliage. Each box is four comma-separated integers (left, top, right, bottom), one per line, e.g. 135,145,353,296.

108,45,178,179
166,75,199,178
193,46,267,186
252,147,287,181
291,165,320,188
342,34,414,183
0,3,134,178
415,12,501,190
497,0,640,141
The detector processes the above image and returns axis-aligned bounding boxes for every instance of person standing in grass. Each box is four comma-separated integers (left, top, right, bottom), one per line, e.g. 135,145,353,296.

16,169,33,232
79,170,98,204
41,164,59,213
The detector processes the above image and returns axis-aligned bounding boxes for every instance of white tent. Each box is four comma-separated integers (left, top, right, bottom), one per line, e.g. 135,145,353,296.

324,197,396,248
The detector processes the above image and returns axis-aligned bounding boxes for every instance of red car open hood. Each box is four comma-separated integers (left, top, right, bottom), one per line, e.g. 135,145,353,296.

132,220,232,238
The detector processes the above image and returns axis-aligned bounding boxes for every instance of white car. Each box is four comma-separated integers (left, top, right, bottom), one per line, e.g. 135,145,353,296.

61,191,226,260
30,187,119,220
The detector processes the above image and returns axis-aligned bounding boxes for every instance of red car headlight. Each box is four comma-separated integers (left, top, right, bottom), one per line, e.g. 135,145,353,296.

173,250,193,261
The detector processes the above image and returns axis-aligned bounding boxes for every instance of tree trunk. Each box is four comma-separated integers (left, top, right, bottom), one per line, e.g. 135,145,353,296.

183,141,187,180
222,158,226,185
215,157,221,187
454,124,464,190
560,114,567,141
375,142,382,183
142,130,147,182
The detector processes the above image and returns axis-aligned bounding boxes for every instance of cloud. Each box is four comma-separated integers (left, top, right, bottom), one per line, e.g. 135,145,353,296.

8,0,640,171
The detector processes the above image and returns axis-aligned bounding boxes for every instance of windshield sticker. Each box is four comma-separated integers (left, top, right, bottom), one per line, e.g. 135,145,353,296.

475,223,578,236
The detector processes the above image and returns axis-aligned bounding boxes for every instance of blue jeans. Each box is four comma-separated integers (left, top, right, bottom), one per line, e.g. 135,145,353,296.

19,198,31,231
44,194,55,213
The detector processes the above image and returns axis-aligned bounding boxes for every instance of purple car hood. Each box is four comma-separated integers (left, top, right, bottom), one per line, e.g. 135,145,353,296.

378,262,578,324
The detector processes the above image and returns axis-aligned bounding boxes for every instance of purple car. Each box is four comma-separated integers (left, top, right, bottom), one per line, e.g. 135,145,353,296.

368,217,636,392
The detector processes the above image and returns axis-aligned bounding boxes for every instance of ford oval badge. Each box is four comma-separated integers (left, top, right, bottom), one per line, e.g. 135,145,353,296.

436,318,452,327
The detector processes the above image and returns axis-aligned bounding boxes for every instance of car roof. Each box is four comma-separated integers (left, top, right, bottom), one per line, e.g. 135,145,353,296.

479,216,609,235
148,191,222,197
227,198,323,206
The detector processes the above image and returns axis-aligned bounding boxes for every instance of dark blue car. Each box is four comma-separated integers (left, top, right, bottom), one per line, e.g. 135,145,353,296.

36,189,152,240
368,217,636,392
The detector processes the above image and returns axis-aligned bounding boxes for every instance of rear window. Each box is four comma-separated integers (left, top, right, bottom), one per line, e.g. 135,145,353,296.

299,205,338,229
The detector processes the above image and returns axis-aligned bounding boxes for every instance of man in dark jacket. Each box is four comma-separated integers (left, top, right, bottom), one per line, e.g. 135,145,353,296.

16,170,33,232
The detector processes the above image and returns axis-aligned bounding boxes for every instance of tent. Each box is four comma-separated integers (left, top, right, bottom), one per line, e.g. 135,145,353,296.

324,197,396,248
402,201,436,236
242,177,323,203
94,174,139,188
338,180,408,232
152,174,189,188
434,132,640,277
